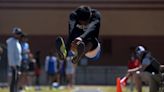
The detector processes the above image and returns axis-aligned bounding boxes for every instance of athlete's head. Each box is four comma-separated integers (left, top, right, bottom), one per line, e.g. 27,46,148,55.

76,5,92,25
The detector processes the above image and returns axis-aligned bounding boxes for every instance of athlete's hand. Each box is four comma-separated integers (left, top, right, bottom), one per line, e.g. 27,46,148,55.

71,37,82,51
120,76,128,87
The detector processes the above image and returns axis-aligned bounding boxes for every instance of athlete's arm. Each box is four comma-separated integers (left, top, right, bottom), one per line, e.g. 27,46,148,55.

80,10,101,40
69,12,76,35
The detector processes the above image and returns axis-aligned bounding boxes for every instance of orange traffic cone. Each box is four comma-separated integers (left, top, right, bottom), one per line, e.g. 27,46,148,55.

116,77,122,92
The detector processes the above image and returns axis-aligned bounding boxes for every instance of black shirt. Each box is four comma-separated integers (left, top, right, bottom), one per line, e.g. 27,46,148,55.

141,52,160,74
66,9,101,50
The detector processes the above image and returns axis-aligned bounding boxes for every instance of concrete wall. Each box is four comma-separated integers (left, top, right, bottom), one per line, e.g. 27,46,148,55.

1,0,164,36
0,0,164,66
1,10,164,36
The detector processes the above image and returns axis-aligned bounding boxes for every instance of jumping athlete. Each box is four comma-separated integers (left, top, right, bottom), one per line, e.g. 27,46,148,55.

55,5,101,64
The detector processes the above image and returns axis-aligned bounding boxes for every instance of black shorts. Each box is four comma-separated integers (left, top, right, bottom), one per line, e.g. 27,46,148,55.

20,62,29,72
85,38,99,50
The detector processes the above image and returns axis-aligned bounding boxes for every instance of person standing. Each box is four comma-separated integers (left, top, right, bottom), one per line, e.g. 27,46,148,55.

27,53,36,86
0,46,3,60
6,27,23,92
0,44,8,86
19,33,30,91
65,53,76,88
34,50,41,90
45,51,59,89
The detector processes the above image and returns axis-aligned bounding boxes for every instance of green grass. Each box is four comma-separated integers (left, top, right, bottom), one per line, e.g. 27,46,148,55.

0,85,149,92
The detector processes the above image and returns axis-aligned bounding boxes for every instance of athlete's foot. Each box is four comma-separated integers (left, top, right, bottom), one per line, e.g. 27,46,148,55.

72,42,85,64
55,36,67,60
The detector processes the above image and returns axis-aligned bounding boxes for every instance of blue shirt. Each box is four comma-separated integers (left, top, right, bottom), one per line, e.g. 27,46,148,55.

21,42,30,62
45,56,58,74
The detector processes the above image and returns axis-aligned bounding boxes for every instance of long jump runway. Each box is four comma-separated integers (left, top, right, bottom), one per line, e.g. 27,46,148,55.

74,87,102,92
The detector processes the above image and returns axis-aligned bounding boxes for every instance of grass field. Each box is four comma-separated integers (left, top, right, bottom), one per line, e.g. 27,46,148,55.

0,85,149,92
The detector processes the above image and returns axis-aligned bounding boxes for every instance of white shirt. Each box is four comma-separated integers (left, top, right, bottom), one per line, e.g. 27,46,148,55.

7,37,22,67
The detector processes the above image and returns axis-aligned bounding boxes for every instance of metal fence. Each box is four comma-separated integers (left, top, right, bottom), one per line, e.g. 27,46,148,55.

75,66,127,85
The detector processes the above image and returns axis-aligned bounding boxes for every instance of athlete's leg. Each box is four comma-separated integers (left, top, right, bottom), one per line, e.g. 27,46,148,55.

70,38,100,63
84,38,101,61
71,42,85,64
85,38,98,52
55,36,67,60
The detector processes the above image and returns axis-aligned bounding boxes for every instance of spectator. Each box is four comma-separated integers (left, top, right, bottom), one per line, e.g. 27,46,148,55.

58,59,66,85
27,53,36,86
19,33,30,90
0,46,3,59
34,50,41,90
65,53,76,88
45,51,59,89
6,27,23,92
0,44,8,87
